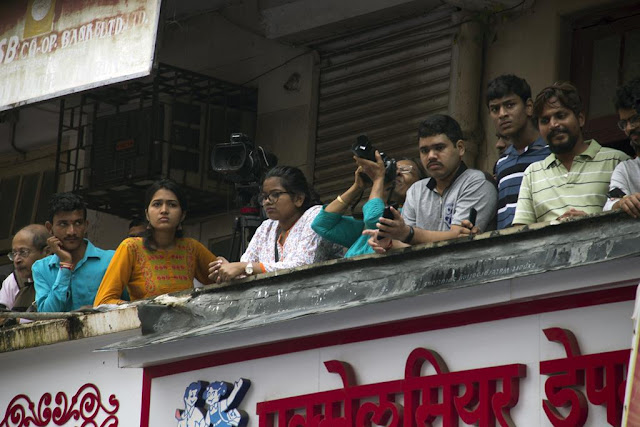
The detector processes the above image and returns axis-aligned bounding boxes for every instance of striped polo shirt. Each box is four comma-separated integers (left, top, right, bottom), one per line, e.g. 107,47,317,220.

494,137,550,229
512,139,629,225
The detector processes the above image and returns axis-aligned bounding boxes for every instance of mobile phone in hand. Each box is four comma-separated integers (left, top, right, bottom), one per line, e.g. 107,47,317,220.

377,204,398,240
468,207,477,225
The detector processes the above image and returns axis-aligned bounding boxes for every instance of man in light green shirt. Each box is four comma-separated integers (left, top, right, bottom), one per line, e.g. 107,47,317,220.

513,82,629,225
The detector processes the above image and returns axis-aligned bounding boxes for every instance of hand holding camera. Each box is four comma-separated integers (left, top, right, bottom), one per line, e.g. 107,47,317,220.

352,166,366,191
351,135,397,184
353,150,386,185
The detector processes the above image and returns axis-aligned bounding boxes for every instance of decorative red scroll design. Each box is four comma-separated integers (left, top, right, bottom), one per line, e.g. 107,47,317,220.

256,348,526,427
0,383,119,427
540,327,630,427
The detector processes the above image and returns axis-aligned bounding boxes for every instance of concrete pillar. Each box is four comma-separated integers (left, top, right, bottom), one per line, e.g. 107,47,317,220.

448,14,485,168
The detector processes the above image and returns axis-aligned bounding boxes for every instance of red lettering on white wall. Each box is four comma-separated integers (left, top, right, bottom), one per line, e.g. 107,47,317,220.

0,383,119,426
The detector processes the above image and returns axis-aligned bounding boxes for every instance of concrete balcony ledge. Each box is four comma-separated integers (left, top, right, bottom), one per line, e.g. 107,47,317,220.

105,210,640,352
1,210,639,355
0,305,140,353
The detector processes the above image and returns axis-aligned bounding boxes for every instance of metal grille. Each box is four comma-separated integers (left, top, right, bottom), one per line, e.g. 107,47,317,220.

313,6,457,200
56,63,258,219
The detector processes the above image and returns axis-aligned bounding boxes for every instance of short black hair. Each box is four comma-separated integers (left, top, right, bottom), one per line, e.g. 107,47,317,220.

533,81,583,122
129,218,146,229
487,74,532,105
48,192,87,222
418,114,463,146
614,77,640,111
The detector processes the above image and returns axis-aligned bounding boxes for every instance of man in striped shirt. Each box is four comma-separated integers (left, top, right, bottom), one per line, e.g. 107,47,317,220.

488,74,551,229
513,82,629,225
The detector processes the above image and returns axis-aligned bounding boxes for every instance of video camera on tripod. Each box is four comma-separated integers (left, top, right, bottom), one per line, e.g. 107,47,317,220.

211,133,278,261
211,133,277,184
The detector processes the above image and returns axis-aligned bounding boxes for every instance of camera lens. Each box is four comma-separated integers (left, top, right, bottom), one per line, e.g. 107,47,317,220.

228,154,243,167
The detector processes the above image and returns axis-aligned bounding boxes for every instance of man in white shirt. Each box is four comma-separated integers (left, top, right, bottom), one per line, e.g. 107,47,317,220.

0,224,49,314
605,77,640,218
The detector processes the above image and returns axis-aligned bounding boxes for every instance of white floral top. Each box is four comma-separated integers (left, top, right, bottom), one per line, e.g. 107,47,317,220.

241,205,342,272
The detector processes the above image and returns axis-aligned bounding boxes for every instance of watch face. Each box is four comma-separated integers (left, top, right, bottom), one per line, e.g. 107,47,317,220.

245,264,253,275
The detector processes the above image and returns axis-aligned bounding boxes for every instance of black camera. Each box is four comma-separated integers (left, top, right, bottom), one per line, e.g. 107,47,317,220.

351,135,397,183
211,133,277,184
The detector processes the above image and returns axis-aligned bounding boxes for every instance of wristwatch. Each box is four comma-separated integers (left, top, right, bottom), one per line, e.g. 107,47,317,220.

245,263,254,275
403,225,415,244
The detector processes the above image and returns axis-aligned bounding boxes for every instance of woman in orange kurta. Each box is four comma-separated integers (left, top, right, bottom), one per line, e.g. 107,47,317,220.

93,179,217,306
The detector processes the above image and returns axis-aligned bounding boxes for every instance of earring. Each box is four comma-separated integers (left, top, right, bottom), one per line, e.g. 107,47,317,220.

178,223,183,231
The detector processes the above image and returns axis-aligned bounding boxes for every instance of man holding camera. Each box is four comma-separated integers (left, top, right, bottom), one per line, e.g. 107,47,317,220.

367,114,497,252
604,77,640,218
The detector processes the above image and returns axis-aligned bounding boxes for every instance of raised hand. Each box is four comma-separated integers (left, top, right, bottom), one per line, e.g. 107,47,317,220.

47,236,72,264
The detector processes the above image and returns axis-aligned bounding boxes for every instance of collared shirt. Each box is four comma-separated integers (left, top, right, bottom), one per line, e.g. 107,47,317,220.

513,139,629,225
402,162,497,233
494,136,550,229
604,157,640,211
33,239,115,312
0,272,19,310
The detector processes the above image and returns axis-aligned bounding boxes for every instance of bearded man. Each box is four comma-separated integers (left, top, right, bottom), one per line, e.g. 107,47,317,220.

513,82,629,225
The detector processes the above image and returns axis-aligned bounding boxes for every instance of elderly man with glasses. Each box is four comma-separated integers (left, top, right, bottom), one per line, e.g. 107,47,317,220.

604,77,640,218
0,224,50,316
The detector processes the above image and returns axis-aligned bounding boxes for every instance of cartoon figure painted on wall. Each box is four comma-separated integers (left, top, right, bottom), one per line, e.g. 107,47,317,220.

205,379,251,427
176,381,207,427
176,378,251,427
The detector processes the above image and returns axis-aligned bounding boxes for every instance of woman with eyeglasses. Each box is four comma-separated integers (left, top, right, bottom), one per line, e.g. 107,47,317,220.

93,179,218,306
311,152,426,257
209,166,339,282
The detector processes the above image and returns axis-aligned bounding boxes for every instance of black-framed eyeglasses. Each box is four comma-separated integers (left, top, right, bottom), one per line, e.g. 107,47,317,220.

7,249,32,261
258,191,290,205
397,165,415,175
617,114,640,131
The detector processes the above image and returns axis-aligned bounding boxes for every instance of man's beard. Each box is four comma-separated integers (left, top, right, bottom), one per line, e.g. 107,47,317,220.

547,128,579,154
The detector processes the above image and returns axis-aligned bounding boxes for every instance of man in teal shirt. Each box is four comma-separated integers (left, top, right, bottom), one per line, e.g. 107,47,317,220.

33,193,115,312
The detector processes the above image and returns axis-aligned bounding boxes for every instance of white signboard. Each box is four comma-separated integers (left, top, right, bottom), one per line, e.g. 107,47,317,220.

145,297,634,427
0,0,162,111
0,335,142,426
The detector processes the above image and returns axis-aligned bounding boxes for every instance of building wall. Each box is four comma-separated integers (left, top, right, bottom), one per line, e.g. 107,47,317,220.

0,334,142,426
0,0,633,255
157,10,317,177
0,5,319,252
155,8,320,249
477,0,629,172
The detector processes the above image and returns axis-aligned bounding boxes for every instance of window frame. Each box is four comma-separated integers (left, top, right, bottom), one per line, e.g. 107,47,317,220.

570,4,640,153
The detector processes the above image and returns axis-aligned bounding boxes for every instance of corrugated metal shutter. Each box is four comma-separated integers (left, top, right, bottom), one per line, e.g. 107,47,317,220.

313,6,457,201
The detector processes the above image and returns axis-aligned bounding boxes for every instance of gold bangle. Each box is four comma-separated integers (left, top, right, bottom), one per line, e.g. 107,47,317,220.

336,195,348,206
